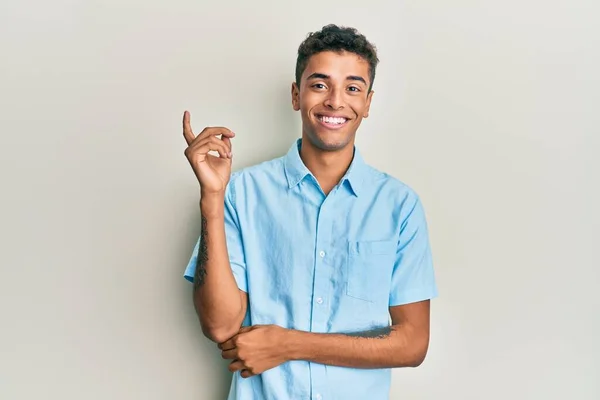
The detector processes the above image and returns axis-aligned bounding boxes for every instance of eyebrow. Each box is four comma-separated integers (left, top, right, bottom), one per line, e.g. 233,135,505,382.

306,72,367,85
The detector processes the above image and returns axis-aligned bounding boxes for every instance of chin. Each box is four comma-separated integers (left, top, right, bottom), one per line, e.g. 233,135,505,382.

305,128,352,152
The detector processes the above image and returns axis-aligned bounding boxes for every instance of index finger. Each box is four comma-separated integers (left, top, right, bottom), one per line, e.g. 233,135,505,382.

197,126,236,140
182,110,195,145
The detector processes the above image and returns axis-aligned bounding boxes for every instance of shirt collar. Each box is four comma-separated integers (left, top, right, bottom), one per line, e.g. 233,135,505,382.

283,138,366,197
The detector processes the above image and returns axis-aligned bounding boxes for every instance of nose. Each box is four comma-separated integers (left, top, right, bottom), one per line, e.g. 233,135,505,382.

324,87,344,110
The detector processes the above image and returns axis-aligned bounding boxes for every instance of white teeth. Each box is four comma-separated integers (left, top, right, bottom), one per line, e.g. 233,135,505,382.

319,116,347,124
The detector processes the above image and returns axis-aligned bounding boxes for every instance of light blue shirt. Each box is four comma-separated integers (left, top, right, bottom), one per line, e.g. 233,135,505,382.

184,139,438,400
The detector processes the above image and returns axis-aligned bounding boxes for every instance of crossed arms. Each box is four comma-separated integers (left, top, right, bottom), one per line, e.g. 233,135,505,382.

217,296,431,378
192,194,432,378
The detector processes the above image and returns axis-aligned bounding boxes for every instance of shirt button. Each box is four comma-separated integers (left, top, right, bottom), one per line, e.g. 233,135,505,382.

319,251,325,258
316,297,323,304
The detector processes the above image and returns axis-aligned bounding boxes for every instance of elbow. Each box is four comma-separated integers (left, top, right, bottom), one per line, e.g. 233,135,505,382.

402,338,430,368
401,350,427,368
193,302,244,343
198,314,243,343
201,324,240,344
413,345,430,368
409,352,427,368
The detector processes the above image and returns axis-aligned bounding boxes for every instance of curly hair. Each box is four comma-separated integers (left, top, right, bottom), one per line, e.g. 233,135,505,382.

295,24,379,92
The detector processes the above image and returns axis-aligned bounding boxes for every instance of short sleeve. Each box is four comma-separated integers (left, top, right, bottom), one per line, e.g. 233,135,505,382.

183,181,248,292
389,194,438,306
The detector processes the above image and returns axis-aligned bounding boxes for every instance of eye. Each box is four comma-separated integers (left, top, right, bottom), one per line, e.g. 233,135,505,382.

348,86,361,92
312,83,326,90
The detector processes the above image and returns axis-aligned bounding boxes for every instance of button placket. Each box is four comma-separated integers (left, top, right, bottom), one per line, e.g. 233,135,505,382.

309,195,335,400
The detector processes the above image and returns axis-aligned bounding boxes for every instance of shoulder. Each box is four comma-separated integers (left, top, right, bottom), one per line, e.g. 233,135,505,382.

364,164,430,228
229,156,285,184
226,156,286,199
362,163,422,205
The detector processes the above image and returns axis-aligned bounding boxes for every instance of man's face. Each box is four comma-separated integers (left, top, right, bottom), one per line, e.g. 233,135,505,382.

292,51,374,152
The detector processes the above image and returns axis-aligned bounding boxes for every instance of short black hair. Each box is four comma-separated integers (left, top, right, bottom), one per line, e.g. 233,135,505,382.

295,24,379,92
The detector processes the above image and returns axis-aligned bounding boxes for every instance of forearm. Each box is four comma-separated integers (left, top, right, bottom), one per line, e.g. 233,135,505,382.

193,193,244,342
286,324,429,369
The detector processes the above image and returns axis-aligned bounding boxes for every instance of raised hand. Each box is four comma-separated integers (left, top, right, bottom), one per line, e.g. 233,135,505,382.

182,111,235,195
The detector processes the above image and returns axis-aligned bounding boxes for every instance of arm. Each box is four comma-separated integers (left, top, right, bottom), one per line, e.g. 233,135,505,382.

221,300,431,377
220,192,436,375
181,113,247,344
193,194,248,343
286,300,430,368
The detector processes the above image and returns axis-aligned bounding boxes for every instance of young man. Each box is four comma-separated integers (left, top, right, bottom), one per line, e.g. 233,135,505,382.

182,24,437,400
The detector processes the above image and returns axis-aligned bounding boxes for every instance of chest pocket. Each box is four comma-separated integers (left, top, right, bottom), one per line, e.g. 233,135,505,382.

346,239,397,303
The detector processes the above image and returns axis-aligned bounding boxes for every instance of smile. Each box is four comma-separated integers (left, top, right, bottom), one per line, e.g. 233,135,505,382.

316,115,349,129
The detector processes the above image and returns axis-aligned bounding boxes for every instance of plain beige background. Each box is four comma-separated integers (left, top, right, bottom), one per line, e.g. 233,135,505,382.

1,0,598,399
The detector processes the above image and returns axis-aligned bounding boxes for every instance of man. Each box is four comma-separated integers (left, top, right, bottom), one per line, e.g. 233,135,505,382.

182,24,437,400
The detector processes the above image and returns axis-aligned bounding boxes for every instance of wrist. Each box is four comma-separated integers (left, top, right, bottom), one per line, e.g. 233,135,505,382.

200,192,225,218
283,328,306,361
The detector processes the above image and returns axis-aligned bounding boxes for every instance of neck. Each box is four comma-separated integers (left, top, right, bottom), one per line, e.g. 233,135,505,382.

299,136,354,195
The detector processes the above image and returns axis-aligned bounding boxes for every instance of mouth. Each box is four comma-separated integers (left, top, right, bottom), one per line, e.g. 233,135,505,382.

316,114,350,130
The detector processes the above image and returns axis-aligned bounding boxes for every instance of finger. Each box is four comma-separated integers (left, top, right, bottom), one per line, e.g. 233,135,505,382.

182,111,195,146
221,136,233,158
197,126,236,141
240,369,254,379
228,360,244,372
189,136,230,159
192,137,231,159
209,135,232,158
219,339,235,351
221,349,237,360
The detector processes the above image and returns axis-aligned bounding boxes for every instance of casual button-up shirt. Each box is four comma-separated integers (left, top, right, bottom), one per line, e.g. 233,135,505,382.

184,138,438,400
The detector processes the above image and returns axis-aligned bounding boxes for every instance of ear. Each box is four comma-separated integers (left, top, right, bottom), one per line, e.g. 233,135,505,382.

363,90,374,118
291,82,300,111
